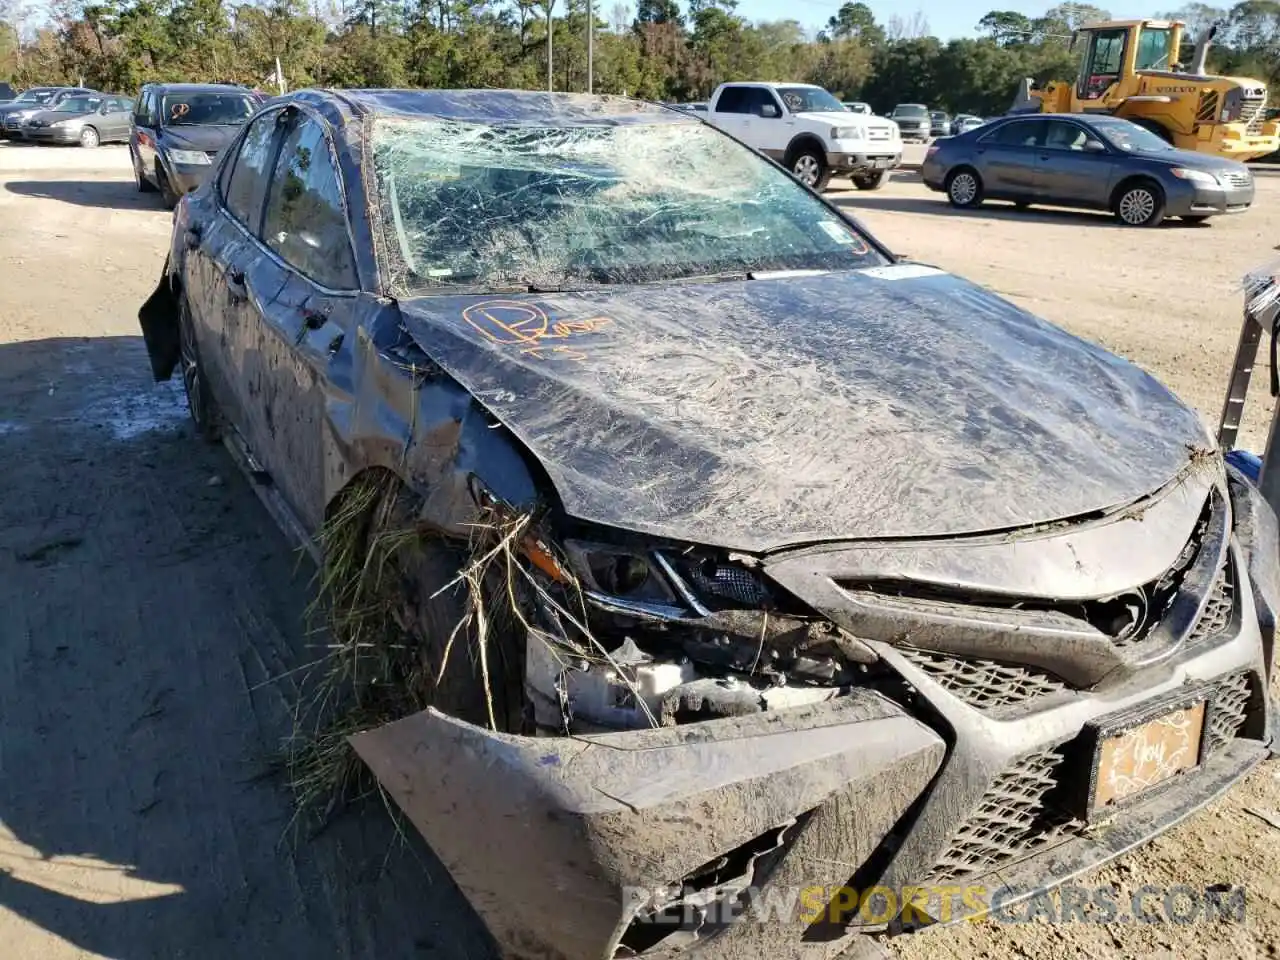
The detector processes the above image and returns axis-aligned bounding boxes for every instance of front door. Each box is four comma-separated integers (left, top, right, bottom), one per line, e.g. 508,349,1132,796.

239,107,363,529
1035,119,1116,207
974,118,1045,197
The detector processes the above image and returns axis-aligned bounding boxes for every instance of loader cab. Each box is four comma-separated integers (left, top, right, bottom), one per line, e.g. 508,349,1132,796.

1072,20,1186,103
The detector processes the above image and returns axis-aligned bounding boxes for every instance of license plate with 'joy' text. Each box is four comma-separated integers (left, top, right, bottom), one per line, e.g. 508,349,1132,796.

1092,701,1206,810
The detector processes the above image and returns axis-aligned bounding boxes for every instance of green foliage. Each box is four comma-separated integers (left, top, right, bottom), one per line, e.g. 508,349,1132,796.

3,1,1276,109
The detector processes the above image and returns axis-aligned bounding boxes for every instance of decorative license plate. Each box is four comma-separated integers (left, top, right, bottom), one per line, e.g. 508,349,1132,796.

1093,700,1206,809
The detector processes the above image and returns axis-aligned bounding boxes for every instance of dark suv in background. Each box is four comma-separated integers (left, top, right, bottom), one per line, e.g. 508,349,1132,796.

131,82,261,208
888,103,931,142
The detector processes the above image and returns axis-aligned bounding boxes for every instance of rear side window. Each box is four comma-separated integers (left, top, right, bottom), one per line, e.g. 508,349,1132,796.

223,112,281,234
261,114,358,290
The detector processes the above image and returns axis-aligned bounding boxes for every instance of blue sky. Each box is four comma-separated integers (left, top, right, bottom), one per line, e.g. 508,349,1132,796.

728,0,1171,40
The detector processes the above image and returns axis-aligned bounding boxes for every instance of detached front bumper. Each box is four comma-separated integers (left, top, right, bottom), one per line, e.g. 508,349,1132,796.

353,692,946,960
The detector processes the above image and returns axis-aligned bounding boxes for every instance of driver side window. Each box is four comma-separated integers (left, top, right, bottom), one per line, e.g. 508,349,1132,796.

261,113,358,291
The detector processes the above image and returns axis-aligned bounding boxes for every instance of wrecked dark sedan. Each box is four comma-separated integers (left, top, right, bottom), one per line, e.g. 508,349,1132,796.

138,89,1280,960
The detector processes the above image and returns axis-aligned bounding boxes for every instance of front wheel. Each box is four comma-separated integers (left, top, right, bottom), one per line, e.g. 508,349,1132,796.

790,147,831,191
852,170,888,191
78,126,99,149
1113,181,1165,227
946,168,983,208
177,295,221,441
157,163,180,210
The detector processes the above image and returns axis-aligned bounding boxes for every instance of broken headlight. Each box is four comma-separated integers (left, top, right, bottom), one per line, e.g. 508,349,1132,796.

560,539,776,617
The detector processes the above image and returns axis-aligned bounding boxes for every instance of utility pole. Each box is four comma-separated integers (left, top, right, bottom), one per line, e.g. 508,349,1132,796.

545,0,555,92
586,0,593,93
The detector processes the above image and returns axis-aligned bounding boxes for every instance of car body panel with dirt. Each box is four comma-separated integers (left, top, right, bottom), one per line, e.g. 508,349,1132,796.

137,88,1280,960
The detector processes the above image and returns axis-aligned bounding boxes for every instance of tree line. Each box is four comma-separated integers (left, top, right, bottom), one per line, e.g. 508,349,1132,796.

0,0,1276,115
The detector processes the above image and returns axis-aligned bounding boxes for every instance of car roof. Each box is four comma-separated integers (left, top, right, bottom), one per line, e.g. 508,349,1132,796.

284,88,696,126
145,82,252,95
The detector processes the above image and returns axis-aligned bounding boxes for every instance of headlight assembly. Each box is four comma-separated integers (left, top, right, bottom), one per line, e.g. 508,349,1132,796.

1170,167,1218,184
168,148,211,166
833,126,864,140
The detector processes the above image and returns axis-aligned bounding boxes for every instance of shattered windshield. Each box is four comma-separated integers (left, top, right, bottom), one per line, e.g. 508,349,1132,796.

371,116,887,293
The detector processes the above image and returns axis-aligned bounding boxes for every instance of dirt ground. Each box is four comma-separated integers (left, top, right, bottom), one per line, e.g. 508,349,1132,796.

1,141,1279,960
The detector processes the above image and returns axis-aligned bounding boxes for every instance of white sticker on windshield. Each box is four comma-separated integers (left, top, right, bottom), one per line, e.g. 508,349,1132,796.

817,220,855,244
859,263,947,280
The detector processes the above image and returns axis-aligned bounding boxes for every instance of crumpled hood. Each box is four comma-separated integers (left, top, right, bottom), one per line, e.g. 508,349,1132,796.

398,265,1209,553
159,124,241,153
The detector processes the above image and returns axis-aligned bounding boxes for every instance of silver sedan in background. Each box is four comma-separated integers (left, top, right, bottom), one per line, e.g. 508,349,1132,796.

23,94,134,147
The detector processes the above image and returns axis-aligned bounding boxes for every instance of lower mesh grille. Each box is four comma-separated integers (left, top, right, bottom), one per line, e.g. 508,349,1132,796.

929,671,1260,883
1206,671,1253,752
928,744,1077,883
898,648,1066,709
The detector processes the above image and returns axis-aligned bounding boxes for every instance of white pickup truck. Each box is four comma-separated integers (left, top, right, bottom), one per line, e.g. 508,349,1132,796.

703,81,902,191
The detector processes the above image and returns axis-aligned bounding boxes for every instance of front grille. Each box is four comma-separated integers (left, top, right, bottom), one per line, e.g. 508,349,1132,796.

1220,170,1252,190
929,744,1077,883
868,128,891,141
1196,91,1221,124
1187,561,1235,649
929,671,1260,883
898,648,1066,710
1241,98,1267,134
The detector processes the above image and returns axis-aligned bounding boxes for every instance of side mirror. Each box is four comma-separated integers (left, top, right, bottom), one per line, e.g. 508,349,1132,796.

1084,138,1107,152
760,103,780,118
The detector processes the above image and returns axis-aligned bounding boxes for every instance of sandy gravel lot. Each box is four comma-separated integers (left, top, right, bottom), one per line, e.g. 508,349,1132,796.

1,141,1278,960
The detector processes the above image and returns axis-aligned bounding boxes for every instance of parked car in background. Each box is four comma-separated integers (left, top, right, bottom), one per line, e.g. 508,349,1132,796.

922,113,1254,226
888,103,930,141
954,114,986,134
673,101,707,113
1,87,99,139
131,82,260,208
138,86,1280,960
930,110,953,137
705,81,901,190
842,101,872,114
23,94,133,147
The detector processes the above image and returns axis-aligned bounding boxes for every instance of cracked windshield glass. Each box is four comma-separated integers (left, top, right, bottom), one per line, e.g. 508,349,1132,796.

370,114,888,294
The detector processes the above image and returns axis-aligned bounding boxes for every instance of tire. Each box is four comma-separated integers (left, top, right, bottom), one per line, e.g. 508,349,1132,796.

1113,180,1166,227
132,148,156,193
945,167,983,208
157,163,180,209
1180,214,1211,225
336,476,527,733
790,146,831,191
78,125,99,149
177,294,222,442
852,170,888,191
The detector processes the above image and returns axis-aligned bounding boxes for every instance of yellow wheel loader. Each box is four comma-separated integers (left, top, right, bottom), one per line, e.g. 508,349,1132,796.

1011,19,1280,162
